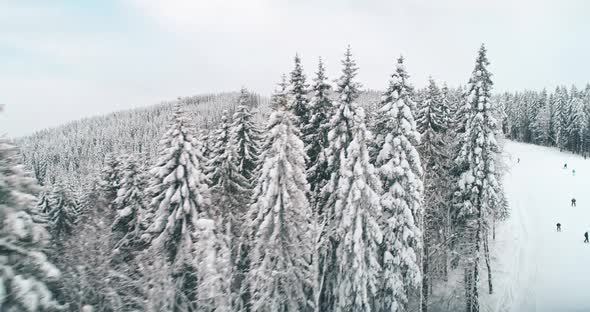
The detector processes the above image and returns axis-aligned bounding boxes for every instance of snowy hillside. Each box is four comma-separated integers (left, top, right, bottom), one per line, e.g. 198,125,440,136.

490,141,590,312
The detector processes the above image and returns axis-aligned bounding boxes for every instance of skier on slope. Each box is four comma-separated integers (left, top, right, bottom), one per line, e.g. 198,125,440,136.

585,231,589,243
572,169,576,176
572,198,577,207
517,158,520,163
556,223,561,232
564,163,568,169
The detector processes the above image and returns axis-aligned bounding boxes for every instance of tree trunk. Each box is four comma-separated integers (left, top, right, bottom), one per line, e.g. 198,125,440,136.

422,242,429,312
484,232,493,294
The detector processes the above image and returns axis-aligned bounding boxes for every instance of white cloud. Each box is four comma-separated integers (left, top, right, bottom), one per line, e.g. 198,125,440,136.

126,0,279,33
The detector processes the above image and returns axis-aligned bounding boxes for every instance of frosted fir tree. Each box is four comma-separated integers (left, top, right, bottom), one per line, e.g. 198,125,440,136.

209,111,233,187
111,154,150,263
316,47,362,311
209,113,250,310
193,218,231,312
417,77,445,134
209,128,250,231
230,89,262,182
568,96,587,152
374,56,424,312
0,138,64,312
305,57,334,194
318,47,383,312
333,106,383,312
48,181,79,241
555,86,571,151
246,100,313,312
440,83,453,131
288,54,310,129
99,153,124,204
454,45,502,312
146,103,211,305
270,74,289,111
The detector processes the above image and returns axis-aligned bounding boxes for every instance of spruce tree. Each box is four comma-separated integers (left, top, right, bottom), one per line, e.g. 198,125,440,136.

288,54,310,129
193,219,231,312
375,57,424,312
209,111,232,187
231,90,261,182
555,86,571,151
48,181,78,241
0,138,64,311
454,45,502,312
319,47,383,312
246,100,313,312
305,57,334,194
146,104,211,307
111,154,150,263
100,153,124,205
270,74,289,111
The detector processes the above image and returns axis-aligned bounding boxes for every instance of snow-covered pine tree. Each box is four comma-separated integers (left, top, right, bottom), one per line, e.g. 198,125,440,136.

231,89,262,182
453,45,502,312
318,47,383,312
111,154,149,263
305,57,334,194
100,153,124,205
270,74,289,111
48,181,78,241
0,138,64,311
209,110,250,310
375,57,424,312
569,96,587,153
316,47,361,310
146,103,211,306
193,218,231,312
555,86,571,151
229,88,262,310
440,83,453,132
532,89,555,146
333,106,383,312
417,77,453,311
246,97,313,312
209,110,232,187
288,54,310,129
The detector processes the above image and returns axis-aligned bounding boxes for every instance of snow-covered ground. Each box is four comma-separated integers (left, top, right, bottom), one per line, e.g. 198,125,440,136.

489,140,590,312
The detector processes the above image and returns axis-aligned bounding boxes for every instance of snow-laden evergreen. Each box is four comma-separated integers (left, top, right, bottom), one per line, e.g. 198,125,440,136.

0,138,64,312
305,57,334,194
231,88,262,182
374,56,424,312
270,74,289,111
146,103,212,307
317,47,383,312
246,101,313,312
111,154,149,262
209,111,233,187
99,153,124,205
453,45,502,312
193,218,231,312
288,54,310,129
47,181,78,241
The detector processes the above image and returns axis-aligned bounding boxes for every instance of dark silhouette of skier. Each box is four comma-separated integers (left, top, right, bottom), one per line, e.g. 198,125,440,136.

556,223,561,232
564,163,568,169
585,232,589,243
572,198,577,207
517,158,520,163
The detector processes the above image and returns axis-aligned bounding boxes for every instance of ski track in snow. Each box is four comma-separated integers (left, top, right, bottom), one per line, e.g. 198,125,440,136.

488,141,590,312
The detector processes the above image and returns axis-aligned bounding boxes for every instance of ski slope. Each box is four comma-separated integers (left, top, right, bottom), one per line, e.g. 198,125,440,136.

490,141,590,312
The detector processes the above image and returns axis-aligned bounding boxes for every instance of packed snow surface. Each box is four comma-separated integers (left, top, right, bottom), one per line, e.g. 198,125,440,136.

491,141,590,312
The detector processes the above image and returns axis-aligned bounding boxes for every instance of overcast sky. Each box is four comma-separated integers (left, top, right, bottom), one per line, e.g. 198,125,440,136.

1,0,589,137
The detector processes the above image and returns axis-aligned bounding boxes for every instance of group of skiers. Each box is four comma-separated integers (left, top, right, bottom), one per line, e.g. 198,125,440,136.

556,162,588,243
